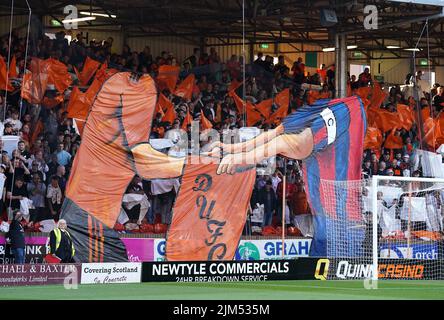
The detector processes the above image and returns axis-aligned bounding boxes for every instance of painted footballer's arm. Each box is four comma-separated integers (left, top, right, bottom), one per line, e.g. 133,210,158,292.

216,127,314,175
131,143,186,179
206,125,285,156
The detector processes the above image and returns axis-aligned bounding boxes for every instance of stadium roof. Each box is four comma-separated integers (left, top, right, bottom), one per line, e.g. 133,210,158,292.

2,0,444,60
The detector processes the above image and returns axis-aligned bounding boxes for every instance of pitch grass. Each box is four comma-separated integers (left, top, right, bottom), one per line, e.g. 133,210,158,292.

1,280,444,300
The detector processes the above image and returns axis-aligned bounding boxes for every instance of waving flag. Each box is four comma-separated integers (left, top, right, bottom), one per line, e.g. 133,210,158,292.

181,110,193,130
30,119,44,146
373,109,400,133
245,102,263,126
369,82,387,110
229,90,245,114
67,87,89,119
355,86,371,100
384,129,404,149
75,57,101,86
158,93,173,113
8,55,18,78
364,127,382,150
46,58,72,93
42,95,64,109
158,93,175,124
274,88,290,109
397,104,415,130
67,77,104,120
157,65,180,92
21,59,49,103
200,110,213,130
174,74,195,100
228,79,242,92
0,56,14,91
265,102,288,125
255,99,273,119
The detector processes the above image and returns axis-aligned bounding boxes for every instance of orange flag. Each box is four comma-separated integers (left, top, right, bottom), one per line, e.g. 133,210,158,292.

67,87,89,119
181,110,193,130
229,90,246,114
346,83,352,97
42,95,64,109
422,106,431,121
264,89,290,125
307,90,320,105
47,58,72,93
154,101,165,118
68,64,115,120
8,55,18,78
0,56,14,91
214,102,222,123
77,56,101,86
423,117,443,148
166,158,256,261
364,127,382,150
397,104,415,131
94,62,115,82
374,109,400,133
255,99,273,119
384,129,404,149
436,113,444,146
162,102,177,124
245,102,263,127
369,82,387,110
265,103,288,125
74,118,86,136
200,110,213,130
30,119,44,146
174,74,195,101
157,93,174,114
228,79,242,92
67,77,103,120
355,86,371,101
362,98,371,113
21,58,50,104
275,88,290,109
157,65,180,92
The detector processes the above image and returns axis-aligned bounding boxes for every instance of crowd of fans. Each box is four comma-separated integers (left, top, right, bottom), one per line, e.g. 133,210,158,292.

0,29,442,236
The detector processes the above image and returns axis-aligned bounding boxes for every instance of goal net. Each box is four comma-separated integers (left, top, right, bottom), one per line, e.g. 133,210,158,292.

320,176,444,280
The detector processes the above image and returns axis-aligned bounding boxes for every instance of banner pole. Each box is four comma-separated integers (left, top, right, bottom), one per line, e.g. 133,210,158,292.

282,159,287,258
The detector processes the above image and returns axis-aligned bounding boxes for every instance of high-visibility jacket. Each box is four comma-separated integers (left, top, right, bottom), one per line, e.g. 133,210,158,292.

52,228,75,258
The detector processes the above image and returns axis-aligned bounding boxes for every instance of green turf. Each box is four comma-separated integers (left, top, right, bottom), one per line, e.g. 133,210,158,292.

1,280,444,300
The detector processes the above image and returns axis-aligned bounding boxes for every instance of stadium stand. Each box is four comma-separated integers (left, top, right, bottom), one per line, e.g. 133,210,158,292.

0,27,442,244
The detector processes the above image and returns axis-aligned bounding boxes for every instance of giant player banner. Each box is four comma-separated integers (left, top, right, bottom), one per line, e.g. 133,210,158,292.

60,71,366,262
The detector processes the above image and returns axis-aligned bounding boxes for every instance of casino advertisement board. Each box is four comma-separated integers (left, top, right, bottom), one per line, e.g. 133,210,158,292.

314,258,443,280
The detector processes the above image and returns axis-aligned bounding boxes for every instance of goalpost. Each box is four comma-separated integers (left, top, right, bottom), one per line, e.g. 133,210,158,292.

320,175,444,281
